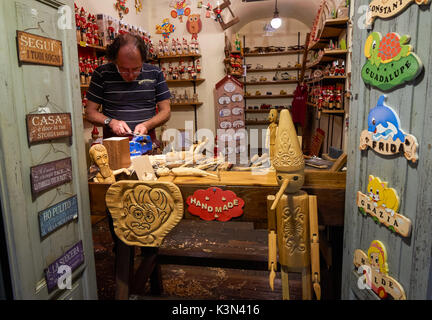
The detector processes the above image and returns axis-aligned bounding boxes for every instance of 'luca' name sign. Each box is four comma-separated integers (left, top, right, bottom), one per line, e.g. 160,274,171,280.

17,31,63,67
26,113,72,145
30,157,72,197
38,195,78,238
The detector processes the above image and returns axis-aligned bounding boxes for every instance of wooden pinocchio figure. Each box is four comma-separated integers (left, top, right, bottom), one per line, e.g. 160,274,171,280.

266,108,278,165
267,109,321,300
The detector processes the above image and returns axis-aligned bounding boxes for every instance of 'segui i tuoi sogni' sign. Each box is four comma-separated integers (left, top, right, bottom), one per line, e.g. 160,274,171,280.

16,31,63,67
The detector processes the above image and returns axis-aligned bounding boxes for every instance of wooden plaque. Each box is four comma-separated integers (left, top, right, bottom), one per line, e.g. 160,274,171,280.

30,157,72,197
26,113,72,145
16,31,63,67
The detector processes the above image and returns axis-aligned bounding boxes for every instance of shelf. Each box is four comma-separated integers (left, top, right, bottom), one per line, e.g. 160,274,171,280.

245,94,294,99
80,84,89,90
246,108,288,113
245,120,270,125
307,49,348,68
244,49,304,57
321,109,345,115
157,54,201,60
306,76,346,84
246,67,301,73
309,18,349,50
243,80,299,85
171,102,203,107
77,42,106,52
166,78,205,85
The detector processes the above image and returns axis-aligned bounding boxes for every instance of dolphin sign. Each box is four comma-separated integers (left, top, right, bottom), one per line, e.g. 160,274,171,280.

359,95,419,163
366,0,430,26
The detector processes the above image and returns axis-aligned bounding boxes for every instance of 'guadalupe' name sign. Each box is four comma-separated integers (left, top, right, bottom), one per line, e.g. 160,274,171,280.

38,195,78,238
26,113,72,145
45,240,85,292
17,31,63,67
30,157,72,197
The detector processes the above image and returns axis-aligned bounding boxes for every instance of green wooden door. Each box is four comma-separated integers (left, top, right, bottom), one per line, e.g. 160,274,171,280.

0,0,97,299
342,0,432,299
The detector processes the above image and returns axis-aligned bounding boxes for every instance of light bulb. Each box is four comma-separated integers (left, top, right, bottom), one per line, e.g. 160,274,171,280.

271,17,282,29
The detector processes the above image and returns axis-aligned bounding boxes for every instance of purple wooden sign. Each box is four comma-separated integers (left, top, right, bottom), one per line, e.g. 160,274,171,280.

30,157,72,197
44,240,85,292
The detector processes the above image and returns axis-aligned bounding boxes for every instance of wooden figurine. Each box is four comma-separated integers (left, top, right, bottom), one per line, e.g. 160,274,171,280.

266,108,278,165
89,144,130,183
267,109,321,300
75,4,81,43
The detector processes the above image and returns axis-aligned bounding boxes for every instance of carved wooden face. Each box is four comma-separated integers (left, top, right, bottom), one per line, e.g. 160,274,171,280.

106,181,184,247
276,171,305,194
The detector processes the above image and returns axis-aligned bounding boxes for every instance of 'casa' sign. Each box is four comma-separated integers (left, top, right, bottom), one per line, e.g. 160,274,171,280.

26,113,72,145
186,187,245,221
17,31,63,67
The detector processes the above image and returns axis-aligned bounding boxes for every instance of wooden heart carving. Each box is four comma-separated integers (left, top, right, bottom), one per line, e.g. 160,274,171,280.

106,181,184,247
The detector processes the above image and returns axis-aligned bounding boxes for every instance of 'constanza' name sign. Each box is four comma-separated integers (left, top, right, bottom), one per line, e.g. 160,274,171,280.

17,31,63,67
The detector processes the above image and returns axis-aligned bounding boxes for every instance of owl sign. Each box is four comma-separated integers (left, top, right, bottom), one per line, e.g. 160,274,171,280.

186,14,202,40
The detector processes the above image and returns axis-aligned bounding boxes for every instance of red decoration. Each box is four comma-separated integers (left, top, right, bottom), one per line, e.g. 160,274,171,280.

186,187,245,221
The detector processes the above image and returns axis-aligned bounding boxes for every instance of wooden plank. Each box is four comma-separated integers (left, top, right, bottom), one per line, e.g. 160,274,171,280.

244,50,304,57
245,94,295,99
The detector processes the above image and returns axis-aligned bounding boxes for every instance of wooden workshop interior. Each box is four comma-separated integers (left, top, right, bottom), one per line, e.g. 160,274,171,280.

0,0,431,302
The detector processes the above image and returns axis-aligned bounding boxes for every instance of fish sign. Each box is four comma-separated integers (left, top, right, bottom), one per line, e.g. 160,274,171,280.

359,95,418,163
361,32,423,91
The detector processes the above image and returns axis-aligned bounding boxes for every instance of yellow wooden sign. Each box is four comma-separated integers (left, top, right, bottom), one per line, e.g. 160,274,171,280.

367,0,430,25
16,31,63,67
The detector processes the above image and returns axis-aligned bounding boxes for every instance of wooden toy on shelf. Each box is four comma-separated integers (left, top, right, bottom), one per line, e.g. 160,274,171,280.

267,109,321,300
88,144,131,183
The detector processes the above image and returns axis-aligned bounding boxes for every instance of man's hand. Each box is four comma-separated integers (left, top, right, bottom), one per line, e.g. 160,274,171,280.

109,119,132,136
134,122,149,136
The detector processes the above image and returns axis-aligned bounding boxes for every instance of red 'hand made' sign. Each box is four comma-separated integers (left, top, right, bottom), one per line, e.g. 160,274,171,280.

186,187,245,221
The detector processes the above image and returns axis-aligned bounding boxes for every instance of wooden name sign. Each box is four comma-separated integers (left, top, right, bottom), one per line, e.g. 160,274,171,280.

17,31,63,67
367,0,430,26
359,95,418,162
362,32,423,91
357,175,411,237
354,240,406,300
30,158,72,197
186,187,245,221
26,113,72,145
45,240,84,292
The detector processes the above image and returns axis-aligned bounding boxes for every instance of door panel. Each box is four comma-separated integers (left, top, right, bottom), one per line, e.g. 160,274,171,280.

0,0,97,299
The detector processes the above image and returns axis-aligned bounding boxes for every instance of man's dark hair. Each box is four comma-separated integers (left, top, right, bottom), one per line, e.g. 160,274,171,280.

106,34,148,62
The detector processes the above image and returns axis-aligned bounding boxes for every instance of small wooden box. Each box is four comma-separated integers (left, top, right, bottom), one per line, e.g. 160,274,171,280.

103,137,131,170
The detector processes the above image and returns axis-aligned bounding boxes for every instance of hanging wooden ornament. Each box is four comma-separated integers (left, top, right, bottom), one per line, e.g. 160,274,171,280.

186,187,245,221
361,32,423,91
155,18,175,40
186,14,202,40
170,0,191,23
354,240,406,300
366,0,430,26
115,0,129,19
359,95,418,163
357,175,412,237
135,0,143,13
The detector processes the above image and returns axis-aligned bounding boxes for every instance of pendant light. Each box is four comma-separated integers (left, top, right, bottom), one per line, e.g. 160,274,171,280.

270,0,282,29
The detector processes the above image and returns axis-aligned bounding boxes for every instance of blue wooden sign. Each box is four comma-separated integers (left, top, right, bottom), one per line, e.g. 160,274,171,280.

44,240,85,292
38,195,78,238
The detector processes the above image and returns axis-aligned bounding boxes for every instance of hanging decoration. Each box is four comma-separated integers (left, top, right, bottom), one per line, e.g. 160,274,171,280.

212,0,239,30
359,95,418,163
186,14,202,40
357,175,412,237
115,0,129,19
156,18,176,39
354,240,406,300
135,0,143,13
366,0,430,26
361,32,423,91
170,0,191,22
186,187,245,221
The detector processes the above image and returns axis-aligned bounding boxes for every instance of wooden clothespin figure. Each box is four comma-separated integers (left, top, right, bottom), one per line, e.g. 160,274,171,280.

267,109,321,300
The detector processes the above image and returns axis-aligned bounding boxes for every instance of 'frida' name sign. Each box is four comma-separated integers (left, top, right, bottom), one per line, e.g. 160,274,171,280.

359,95,418,162
367,0,430,25
361,32,423,91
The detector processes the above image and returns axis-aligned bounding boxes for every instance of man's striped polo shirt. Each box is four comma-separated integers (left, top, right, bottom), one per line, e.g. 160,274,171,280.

86,62,171,138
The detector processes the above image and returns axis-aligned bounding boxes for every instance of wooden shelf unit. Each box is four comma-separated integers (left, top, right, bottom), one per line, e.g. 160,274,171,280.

166,78,205,85
242,80,299,85
308,18,349,50
245,94,294,99
171,102,203,107
306,76,346,84
244,49,304,57
246,67,301,73
246,108,288,114
157,53,202,60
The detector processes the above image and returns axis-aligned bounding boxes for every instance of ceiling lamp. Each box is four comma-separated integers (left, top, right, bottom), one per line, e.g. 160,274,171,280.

270,0,282,29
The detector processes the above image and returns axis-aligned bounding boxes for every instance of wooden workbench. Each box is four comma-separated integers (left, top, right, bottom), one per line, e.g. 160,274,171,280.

89,169,346,228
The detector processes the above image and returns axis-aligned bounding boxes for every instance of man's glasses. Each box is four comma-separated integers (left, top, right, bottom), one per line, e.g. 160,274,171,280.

115,64,142,75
